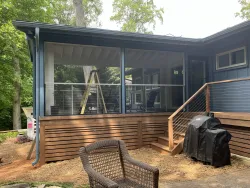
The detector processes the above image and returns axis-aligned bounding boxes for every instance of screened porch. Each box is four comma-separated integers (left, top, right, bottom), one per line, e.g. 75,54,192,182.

44,42,185,116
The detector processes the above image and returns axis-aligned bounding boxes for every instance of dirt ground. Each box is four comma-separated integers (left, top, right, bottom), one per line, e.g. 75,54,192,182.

0,138,250,187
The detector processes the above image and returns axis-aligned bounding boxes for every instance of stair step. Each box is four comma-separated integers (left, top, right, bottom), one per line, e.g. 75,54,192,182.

151,143,171,154
158,137,179,146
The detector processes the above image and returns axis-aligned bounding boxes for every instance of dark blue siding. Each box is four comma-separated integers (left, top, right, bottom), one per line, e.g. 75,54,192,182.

210,80,250,112
208,32,250,112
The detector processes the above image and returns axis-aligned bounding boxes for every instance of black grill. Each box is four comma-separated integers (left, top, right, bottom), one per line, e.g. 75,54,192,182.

183,115,231,167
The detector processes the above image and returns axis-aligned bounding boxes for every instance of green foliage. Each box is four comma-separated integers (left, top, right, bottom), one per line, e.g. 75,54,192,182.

0,0,75,130
0,131,19,144
110,0,164,33
98,67,121,84
236,0,250,20
55,65,85,83
0,0,104,130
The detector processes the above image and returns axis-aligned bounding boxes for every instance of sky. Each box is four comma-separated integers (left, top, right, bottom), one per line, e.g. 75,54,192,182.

100,0,245,38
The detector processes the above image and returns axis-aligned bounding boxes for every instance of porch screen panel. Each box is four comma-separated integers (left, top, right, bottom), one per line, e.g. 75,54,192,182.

125,48,184,113
44,42,121,116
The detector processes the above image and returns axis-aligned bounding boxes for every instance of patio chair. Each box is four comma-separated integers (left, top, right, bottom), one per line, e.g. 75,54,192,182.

79,140,159,188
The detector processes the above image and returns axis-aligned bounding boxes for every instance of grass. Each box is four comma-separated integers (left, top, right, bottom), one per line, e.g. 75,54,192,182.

0,181,75,188
0,131,19,144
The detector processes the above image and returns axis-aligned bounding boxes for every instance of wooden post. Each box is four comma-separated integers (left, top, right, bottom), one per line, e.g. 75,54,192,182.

39,122,45,165
27,137,36,160
168,118,174,150
138,121,143,148
206,85,210,113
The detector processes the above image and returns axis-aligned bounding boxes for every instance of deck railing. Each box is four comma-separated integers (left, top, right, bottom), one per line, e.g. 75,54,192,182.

45,83,184,116
168,77,250,150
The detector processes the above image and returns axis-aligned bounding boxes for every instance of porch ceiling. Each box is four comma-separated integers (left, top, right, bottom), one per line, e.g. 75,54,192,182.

46,42,183,68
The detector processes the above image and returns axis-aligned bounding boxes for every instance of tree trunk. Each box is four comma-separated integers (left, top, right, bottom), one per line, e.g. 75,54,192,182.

73,0,86,27
13,57,21,130
73,0,93,84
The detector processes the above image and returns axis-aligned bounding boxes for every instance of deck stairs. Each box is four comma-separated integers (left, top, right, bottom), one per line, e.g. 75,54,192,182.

151,133,185,155
151,116,192,155
151,82,209,155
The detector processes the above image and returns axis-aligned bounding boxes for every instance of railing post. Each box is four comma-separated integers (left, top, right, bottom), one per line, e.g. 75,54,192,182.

168,118,174,150
206,85,210,113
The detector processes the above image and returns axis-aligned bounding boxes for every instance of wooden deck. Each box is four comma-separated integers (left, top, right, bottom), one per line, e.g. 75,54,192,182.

39,112,250,164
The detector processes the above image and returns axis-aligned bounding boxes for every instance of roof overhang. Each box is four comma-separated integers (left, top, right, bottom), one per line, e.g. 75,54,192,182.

13,21,201,47
13,20,250,49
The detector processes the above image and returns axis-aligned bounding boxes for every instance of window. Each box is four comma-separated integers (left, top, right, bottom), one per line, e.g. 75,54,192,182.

216,47,246,70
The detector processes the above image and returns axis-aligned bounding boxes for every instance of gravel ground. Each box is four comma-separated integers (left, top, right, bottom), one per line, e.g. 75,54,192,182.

0,139,250,187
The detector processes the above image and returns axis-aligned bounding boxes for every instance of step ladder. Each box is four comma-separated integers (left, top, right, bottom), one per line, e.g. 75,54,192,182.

80,70,107,114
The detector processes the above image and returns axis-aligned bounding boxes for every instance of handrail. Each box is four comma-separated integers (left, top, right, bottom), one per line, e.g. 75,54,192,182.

207,77,250,85
168,83,208,120
168,76,250,120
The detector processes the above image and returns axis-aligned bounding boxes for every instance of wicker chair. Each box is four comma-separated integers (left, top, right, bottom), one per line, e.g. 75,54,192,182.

79,140,159,188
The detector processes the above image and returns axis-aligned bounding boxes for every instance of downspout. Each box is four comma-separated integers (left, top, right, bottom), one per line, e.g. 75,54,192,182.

32,27,40,166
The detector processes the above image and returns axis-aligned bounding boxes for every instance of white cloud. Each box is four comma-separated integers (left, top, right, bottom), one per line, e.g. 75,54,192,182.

100,0,244,38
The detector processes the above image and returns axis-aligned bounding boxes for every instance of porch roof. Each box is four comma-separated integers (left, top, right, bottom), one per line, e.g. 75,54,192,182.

13,20,250,46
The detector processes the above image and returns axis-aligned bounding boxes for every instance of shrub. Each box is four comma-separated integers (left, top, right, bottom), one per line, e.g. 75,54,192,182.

15,134,31,144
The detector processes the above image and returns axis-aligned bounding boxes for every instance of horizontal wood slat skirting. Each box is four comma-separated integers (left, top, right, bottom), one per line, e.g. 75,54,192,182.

223,124,250,158
214,112,250,158
39,112,250,164
39,113,171,164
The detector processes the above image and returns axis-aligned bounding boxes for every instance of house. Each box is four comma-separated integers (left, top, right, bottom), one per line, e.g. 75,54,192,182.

14,20,250,165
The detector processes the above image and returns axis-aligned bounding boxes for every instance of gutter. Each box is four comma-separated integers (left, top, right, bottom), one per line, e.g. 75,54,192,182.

32,27,40,166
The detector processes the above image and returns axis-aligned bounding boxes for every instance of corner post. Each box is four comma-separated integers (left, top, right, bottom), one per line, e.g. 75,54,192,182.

168,118,174,150
120,48,126,114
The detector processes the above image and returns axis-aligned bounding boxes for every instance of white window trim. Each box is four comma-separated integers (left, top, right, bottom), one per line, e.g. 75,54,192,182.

216,46,247,70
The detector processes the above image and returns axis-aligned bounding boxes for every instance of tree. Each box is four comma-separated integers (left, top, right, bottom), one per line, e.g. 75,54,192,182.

73,0,103,27
110,0,164,33
236,0,250,20
0,0,75,130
